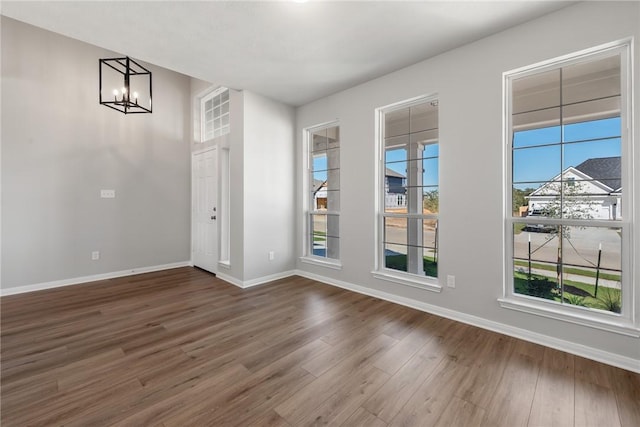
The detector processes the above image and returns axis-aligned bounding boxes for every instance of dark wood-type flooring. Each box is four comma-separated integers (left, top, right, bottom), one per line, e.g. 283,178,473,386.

1,267,639,426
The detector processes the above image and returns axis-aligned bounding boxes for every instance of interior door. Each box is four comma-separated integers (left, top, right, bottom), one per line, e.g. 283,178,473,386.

192,148,218,273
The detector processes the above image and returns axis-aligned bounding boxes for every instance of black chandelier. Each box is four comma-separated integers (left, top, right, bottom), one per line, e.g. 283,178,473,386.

99,56,152,114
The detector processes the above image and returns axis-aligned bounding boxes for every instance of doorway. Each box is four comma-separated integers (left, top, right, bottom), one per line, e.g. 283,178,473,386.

192,148,218,273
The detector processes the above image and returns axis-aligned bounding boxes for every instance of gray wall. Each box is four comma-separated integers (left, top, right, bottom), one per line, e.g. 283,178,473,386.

1,17,192,289
242,91,296,282
295,1,640,362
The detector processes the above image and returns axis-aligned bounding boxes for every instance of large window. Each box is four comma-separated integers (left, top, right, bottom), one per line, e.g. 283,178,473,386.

377,96,439,286
201,87,230,142
504,41,634,330
307,123,340,262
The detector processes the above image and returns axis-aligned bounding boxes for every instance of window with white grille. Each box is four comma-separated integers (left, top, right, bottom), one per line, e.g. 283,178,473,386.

502,40,635,333
201,87,229,142
306,122,340,262
375,95,439,288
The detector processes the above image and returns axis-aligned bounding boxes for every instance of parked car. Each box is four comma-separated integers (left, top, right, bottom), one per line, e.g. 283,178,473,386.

523,210,556,233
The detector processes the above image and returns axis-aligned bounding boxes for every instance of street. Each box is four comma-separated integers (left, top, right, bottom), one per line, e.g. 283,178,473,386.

514,226,621,271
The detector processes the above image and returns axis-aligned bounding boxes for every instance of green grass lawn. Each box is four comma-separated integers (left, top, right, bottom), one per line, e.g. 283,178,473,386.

385,254,437,278
514,259,621,281
312,231,326,242
514,271,621,313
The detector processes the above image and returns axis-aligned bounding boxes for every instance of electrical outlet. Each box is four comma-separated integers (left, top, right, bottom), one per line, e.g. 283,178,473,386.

91,251,100,260
268,251,275,261
447,275,455,288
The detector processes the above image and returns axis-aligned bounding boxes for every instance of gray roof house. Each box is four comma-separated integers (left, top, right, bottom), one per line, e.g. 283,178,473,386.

528,156,622,220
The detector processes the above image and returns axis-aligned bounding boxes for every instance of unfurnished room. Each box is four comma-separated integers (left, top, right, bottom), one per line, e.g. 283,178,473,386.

1,1,639,426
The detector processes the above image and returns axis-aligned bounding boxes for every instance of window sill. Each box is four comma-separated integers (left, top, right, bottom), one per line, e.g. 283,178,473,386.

372,271,442,293
300,256,342,270
498,297,640,337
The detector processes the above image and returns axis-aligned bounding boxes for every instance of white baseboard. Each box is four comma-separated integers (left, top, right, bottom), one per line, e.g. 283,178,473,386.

294,269,640,374
216,270,296,289
215,271,244,288
0,261,192,297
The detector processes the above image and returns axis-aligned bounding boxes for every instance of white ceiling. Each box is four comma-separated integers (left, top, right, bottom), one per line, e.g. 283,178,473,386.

1,1,576,106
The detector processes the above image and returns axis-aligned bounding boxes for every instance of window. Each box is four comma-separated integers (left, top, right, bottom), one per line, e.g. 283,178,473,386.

503,41,635,332
375,95,439,288
306,122,340,263
201,87,230,142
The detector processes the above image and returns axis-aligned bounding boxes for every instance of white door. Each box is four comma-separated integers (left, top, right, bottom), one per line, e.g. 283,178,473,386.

192,148,218,273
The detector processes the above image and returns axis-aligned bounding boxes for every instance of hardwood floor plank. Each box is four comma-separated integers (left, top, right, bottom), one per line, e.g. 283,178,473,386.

6,377,143,426
380,307,434,341
0,345,68,380
387,357,470,427
189,360,312,424
1,310,104,355
341,407,388,427
141,341,260,391
575,355,615,388
528,347,575,427
611,367,640,427
183,339,331,426
302,324,385,377
239,310,365,373
480,349,541,427
371,313,439,375
274,334,398,425
108,356,254,425
0,378,58,413
434,396,486,427
110,363,251,427
575,378,622,427
246,410,292,427
362,318,464,423
1,267,638,427
295,364,390,426
453,332,517,409
178,365,315,426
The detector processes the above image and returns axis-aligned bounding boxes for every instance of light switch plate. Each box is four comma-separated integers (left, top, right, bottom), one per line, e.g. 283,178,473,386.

101,189,116,198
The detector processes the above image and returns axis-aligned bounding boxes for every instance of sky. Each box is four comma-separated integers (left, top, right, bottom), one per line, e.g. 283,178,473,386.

312,117,620,192
312,144,440,187
512,117,621,190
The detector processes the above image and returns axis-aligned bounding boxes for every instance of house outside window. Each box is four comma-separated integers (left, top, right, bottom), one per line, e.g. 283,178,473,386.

503,40,635,332
201,87,230,142
375,95,439,289
306,122,340,263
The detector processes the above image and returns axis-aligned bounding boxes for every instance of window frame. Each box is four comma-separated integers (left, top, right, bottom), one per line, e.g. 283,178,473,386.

372,94,441,292
200,86,230,143
301,120,342,269
501,39,638,336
